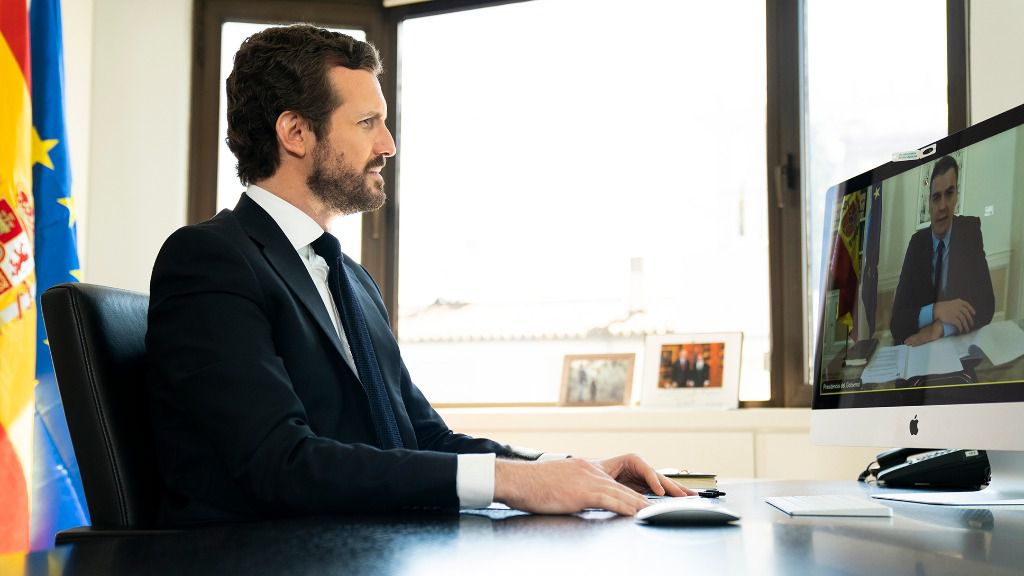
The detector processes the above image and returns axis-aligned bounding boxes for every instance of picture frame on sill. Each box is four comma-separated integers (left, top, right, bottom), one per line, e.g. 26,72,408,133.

641,333,742,409
559,353,635,406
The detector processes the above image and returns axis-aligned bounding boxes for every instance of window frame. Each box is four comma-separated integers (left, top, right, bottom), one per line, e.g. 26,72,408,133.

187,0,969,407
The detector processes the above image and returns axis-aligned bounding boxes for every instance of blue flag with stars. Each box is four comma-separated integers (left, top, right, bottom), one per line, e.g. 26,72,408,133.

860,183,882,338
29,0,89,549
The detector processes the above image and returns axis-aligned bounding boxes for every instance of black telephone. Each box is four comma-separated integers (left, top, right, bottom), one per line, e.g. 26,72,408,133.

859,448,991,489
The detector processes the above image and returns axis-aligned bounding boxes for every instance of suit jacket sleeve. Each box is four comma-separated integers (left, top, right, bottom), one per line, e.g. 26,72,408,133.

955,216,995,330
890,231,929,344
148,225,462,519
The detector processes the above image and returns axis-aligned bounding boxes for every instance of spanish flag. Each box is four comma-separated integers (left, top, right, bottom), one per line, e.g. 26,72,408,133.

0,0,38,554
830,189,865,331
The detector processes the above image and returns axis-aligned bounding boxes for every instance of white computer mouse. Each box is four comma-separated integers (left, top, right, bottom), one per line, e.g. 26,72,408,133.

636,499,741,526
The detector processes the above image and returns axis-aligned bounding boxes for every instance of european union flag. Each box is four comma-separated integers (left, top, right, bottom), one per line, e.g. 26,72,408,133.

30,0,89,549
860,183,883,338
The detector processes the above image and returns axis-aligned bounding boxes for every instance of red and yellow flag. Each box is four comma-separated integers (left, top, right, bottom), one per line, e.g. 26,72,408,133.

1,0,38,554
831,189,864,331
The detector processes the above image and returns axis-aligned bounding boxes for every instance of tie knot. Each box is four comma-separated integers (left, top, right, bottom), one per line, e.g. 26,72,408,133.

311,232,343,264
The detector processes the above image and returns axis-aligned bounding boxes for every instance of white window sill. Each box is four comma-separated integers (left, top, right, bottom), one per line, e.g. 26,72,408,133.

437,406,812,433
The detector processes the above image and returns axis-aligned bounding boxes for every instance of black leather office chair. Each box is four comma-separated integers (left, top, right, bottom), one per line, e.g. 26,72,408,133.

41,283,168,543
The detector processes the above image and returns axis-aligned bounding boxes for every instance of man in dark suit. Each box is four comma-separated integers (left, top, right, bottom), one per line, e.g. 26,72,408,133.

670,350,689,387
690,346,709,388
890,155,994,346
147,25,688,526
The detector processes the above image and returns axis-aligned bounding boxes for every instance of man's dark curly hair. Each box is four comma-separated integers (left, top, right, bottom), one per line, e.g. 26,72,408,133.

930,155,959,187
226,25,382,185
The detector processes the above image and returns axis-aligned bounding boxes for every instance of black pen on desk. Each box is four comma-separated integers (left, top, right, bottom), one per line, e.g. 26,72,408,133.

698,489,726,498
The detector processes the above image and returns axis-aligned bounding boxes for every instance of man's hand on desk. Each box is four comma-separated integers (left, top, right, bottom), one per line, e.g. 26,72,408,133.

905,321,944,347
493,454,693,516
934,299,975,333
595,453,695,499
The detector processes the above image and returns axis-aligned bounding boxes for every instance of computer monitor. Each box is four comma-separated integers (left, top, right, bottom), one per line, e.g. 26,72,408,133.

811,101,1024,505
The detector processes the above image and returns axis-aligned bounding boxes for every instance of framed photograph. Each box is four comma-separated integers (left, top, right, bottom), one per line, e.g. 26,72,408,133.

560,353,635,406
641,333,742,409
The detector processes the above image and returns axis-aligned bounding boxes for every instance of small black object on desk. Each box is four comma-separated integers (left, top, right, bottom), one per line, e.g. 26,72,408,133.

699,489,726,498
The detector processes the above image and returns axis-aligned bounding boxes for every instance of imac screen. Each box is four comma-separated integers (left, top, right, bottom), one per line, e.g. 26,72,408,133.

814,104,1024,410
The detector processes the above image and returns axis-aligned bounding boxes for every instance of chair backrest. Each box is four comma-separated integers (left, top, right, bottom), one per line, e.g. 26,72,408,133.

41,283,160,529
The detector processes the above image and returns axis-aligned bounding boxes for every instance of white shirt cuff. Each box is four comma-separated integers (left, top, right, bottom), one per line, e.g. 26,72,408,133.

456,453,496,509
919,304,934,329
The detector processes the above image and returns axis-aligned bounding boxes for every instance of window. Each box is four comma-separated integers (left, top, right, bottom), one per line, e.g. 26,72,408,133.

188,0,966,407
395,0,771,404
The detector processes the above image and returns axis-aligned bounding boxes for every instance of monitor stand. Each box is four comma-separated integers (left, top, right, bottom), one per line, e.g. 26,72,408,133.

873,451,1024,505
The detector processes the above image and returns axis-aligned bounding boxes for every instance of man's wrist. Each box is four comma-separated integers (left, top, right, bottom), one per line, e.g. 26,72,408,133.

493,458,529,505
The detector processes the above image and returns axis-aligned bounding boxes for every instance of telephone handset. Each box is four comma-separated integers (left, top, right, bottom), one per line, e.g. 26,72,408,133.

859,447,991,489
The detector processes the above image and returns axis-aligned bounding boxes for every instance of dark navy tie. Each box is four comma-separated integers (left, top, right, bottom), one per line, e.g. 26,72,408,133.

933,239,945,302
311,232,404,449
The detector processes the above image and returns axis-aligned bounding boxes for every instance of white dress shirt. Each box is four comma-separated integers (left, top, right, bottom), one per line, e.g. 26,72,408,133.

244,185,496,508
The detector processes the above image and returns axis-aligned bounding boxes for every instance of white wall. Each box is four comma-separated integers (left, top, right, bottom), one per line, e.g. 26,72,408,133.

61,0,93,272
970,0,1024,123
82,0,192,292
440,408,881,480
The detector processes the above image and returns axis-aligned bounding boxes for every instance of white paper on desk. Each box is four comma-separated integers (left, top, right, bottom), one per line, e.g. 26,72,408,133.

860,340,964,383
861,346,907,384
905,337,964,378
949,332,984,362
957,320,1024,367
861,321,1024,384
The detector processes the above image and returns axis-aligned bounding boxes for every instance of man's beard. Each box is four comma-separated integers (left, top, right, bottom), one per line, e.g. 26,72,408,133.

307,140,386,216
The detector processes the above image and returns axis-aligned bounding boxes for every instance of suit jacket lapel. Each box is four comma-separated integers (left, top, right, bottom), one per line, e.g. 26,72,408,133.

232,194,349,363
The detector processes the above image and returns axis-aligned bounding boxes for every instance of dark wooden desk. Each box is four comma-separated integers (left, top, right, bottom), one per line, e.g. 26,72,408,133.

13,480,1024,575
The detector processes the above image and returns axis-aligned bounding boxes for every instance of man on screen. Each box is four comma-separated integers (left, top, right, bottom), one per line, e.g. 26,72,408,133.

890,155,994,346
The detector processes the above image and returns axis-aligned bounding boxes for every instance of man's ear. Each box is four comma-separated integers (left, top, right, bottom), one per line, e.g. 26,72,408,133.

275,111,311,158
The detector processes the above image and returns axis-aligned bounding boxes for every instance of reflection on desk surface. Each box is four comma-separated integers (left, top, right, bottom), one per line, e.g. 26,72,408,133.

11,481,1024,576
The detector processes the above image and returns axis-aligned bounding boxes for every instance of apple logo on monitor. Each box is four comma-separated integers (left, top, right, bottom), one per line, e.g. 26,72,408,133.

909,415,919,436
